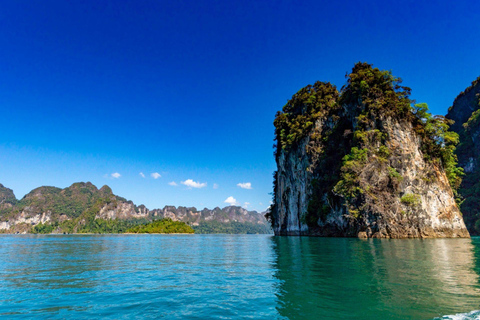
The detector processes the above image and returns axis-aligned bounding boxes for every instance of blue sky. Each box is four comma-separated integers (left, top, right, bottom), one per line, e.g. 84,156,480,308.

1,0,479,212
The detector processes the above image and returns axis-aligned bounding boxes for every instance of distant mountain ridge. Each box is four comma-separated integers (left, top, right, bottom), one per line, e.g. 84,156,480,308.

0,182,270,234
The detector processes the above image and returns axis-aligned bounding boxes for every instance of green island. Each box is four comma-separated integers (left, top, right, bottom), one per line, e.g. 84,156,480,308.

126,219,194,234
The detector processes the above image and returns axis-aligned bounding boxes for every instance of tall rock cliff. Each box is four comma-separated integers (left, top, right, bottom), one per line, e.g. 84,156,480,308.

446,76,480,234
268,63,469,238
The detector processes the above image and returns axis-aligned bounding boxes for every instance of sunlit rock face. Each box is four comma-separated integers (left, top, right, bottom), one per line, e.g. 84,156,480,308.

270,63,469,238
446,76,480,235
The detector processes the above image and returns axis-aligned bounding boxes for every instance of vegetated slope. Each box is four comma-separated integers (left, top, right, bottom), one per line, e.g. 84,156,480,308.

0,182,270,234
0,182,150,234
446,76,480,235
267,62,468,238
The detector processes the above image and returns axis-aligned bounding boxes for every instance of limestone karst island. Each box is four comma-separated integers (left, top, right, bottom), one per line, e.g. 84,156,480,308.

266,62,479,239
1,63,479,240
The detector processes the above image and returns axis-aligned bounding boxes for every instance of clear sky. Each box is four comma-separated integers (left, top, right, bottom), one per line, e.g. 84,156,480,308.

1,0,479,212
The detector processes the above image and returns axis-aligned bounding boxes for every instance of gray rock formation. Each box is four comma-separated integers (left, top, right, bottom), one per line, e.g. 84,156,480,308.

269,63,469,238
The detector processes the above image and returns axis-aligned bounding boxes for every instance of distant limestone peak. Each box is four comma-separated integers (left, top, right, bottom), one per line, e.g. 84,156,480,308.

0,183,16,205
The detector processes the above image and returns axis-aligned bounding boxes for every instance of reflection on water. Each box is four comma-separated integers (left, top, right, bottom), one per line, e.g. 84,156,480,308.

272,237,480,320
1,235,479,319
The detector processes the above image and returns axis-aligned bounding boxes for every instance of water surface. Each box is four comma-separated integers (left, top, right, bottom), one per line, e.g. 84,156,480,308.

0,235,479,319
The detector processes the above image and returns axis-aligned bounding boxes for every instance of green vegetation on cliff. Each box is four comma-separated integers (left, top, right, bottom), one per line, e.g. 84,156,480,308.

274,81,339,152
270,62,464,230
1,182,128,220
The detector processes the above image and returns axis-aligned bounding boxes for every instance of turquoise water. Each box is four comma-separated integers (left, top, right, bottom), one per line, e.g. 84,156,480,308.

0,235,479,319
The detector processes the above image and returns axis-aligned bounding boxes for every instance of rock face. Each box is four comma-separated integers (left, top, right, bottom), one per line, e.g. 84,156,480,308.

446,76,480,234
0,183,17,212
0,182,268,233
268,63,469,238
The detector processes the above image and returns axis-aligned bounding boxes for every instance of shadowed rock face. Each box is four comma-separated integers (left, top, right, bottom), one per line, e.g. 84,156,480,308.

269,63,469,238
447,77,480,133
446,76,480,235
0,184,16,206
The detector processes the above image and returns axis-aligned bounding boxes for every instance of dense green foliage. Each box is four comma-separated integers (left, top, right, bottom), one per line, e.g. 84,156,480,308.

3,182,128,222
127,219,194,234
340,62,412,117
274,81,339,154
192,220,272,234
32,218,149,234
193,220,272,234
32,222,56,234
33,218,194,234
19,184,101,218
32,219,271,235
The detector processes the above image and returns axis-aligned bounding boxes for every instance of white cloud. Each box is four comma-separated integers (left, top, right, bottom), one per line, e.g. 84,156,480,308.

181,179,207,189
224,196,239,206
168,181,178,186
213,183,219,189
151,172,161,179
111,172,121,179
237,182,252,189
243,202,250,209
139,172,145,178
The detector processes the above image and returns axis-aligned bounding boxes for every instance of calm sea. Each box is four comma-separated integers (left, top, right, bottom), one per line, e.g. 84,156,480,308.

0,234,479,319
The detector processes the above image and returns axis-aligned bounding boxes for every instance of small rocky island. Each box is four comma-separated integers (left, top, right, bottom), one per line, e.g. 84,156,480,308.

267,62,470,238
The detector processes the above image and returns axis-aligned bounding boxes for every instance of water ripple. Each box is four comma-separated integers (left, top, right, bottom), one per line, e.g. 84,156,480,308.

1,235,479,319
